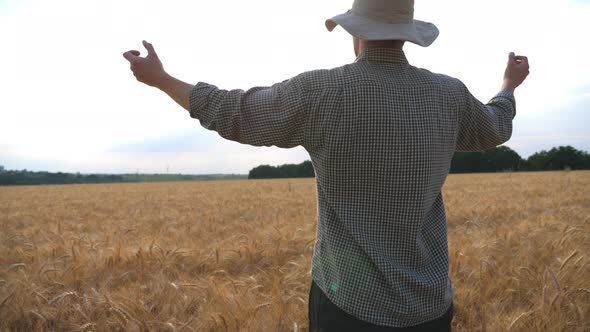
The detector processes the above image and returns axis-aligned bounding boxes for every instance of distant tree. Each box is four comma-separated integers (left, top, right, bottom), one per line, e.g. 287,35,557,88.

86,174,99,183
450,146,524,173
249,161,315,179
280,164,300,178
525,150,550,171
0,165,4,173
486,146,525,171
549,146,588,170
525,146,589,171
248,165,277,179
299,160,315,177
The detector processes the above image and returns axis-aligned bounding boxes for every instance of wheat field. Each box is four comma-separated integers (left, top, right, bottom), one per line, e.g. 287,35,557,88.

0,171,588,331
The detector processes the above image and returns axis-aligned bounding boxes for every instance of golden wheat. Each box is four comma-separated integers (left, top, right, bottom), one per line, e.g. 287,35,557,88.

0,171,588,331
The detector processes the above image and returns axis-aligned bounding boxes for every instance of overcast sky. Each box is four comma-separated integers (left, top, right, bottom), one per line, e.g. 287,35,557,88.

1,0,589,174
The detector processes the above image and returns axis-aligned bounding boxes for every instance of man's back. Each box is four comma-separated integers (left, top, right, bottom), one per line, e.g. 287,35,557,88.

303,47,514,326
307,48,462,327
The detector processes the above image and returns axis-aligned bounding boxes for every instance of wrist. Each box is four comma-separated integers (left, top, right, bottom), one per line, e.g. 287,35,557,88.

496,89,515,100
501,80,516,93
156,72,175,92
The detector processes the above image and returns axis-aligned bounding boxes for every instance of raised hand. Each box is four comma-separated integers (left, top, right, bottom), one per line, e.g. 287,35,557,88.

123,41,170,88
502,52,530,92
123,41,193,111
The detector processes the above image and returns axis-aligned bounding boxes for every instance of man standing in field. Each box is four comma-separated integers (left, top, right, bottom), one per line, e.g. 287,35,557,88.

123,0,529,330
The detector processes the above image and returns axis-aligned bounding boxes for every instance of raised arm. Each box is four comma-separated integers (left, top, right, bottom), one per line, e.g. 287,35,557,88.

123,41,316,149
456,52,529,151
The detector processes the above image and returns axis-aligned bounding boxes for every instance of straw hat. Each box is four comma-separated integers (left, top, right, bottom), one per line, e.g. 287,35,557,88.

326,0,439,47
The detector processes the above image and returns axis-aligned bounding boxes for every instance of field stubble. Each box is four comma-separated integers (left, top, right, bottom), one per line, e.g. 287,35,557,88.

0,171,588,331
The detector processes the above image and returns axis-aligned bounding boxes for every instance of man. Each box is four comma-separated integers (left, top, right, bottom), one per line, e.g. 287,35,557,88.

123,0,529,330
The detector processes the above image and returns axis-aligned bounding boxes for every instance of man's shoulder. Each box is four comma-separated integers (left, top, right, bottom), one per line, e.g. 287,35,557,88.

292,67,343,91
414,67,465,90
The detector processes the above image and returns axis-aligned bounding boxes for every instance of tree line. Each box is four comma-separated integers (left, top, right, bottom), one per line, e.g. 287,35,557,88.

0,171,125,186
2,146,588,185
248,145,590,179
0,169,246,186
450,145,590,173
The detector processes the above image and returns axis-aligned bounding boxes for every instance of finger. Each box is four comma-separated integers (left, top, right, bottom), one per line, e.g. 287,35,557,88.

123,50,140,62
143,40,157,57
508,52,515,63
515,56,529,67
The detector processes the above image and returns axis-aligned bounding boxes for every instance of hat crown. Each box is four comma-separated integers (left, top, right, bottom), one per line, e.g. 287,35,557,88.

325,0,438,47
352,0,415,24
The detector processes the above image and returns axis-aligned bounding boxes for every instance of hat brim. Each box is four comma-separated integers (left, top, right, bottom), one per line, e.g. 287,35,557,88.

326,11,439,47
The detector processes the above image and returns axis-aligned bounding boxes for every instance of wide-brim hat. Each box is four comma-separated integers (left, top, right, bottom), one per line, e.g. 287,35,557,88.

326,0,439,47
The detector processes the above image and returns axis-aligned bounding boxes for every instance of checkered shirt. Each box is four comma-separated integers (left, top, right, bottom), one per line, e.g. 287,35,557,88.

189,48,516,327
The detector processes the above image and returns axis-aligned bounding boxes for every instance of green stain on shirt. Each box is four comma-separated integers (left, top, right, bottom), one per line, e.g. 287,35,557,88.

329,282,338,292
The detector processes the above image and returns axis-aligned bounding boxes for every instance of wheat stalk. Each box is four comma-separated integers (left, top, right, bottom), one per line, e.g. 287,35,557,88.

48,291,78,305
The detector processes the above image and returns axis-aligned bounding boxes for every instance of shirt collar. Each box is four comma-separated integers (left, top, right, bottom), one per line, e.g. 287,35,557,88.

354,48,409,65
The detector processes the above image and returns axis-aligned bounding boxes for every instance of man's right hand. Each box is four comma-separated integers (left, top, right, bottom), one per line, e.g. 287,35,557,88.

502,52,530,92
123,41,170,89
123,40,194,111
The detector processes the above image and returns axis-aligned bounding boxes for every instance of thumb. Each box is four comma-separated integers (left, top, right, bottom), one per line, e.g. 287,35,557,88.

123,50,141,62
143,40,157,57
508,52,515,63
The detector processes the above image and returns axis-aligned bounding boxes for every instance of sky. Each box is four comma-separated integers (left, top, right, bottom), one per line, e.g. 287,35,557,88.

0,0,589,174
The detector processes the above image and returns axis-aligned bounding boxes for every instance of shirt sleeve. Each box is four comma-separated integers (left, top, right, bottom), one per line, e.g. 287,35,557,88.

188,74,312,149
456,84,516,152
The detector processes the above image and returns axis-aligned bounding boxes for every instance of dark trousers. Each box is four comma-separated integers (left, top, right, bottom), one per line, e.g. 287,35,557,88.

308,281,453,332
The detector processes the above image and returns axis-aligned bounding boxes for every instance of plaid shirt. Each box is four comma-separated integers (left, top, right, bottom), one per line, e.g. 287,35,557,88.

189,48,516,327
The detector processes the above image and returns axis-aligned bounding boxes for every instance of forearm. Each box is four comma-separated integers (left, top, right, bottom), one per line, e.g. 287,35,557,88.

157,73,194,112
